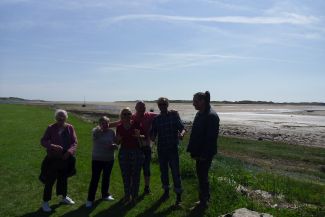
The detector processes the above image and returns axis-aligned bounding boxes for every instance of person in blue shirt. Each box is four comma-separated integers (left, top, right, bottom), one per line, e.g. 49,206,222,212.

151,97,186,207
187,91,220,208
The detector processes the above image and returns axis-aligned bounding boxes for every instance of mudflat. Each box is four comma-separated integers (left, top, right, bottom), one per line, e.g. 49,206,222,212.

41,101,325,148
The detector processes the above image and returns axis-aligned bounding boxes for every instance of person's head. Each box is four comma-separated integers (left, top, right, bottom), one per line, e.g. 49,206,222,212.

157,97,169,113
98,116,110,130
120,107,132,123
135,100,146,116
193,91,211,111
55,109,68,126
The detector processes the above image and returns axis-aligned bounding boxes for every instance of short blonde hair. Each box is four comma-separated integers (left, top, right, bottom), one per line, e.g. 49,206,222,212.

120,107,132,118
55,109,68,119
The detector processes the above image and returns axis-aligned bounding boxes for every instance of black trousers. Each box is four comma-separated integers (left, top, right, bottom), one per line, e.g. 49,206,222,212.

43,159,69,202
196,158,213,202
87,160,114,201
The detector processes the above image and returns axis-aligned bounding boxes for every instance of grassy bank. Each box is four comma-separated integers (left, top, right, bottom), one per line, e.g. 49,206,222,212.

0,104,324,217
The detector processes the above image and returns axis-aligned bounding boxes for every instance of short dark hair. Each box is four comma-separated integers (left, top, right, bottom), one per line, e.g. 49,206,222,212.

157,97,169,105
136,100,145,106
194,91,211,106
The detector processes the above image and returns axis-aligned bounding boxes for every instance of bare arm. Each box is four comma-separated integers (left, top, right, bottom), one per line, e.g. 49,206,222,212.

179,129,186,140
109,120,121,128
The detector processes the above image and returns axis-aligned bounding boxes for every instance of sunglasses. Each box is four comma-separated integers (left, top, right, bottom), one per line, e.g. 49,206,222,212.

122,113,132,116
158,103,167,106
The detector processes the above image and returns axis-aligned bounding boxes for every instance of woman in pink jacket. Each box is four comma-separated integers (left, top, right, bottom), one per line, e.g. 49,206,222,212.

40,109,78,212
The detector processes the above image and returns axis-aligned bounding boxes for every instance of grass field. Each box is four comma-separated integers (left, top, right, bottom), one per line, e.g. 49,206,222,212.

0,104,324,217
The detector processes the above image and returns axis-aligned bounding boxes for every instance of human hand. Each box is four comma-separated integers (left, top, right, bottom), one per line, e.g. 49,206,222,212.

110,144,119,150
134,129,141,138
50,144,63,153
150,135,156,142
178,132,185,140
63,151,70,160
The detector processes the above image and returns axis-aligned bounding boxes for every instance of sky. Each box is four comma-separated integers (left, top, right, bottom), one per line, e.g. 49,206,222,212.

0,0,324,102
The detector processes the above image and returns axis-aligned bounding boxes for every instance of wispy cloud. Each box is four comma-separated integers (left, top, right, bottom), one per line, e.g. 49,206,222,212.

199,0,257,12
142,52,297,64
94,52,298,73
106,13,317,25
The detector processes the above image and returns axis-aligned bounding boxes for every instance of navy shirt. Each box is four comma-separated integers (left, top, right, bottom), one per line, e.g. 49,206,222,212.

151,111,184,151
187,106,220,159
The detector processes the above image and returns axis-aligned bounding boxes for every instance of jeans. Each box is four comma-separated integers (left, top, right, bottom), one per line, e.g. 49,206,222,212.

196,158,213,202
87,160,114,201
158,147,182,194
118,148,144,198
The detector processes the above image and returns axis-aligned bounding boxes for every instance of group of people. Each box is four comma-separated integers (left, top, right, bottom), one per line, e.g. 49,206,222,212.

39,91,220,213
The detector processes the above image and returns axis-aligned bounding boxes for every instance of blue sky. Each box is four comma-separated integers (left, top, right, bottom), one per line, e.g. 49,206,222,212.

0,0,324,102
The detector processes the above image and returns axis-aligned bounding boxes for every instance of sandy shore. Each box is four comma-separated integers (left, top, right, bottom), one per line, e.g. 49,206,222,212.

48,102,325,148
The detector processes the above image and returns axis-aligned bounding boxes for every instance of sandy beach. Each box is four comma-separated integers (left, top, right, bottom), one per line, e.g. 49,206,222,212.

49,102,325,148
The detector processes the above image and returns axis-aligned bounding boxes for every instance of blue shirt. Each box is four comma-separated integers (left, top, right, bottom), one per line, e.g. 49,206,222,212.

151,111,184,150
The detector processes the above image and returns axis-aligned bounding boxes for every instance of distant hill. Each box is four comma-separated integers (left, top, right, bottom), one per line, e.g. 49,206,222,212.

0,97,46,103
0,97,28,101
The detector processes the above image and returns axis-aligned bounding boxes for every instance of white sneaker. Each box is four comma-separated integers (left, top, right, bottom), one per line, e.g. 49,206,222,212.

85,200,93,208
61,196,75,205
42,201,52,212
102,195,115,201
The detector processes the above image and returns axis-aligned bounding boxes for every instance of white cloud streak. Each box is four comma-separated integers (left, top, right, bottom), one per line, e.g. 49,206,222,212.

96,52,298,73
107,13,317,25
199,0,257,12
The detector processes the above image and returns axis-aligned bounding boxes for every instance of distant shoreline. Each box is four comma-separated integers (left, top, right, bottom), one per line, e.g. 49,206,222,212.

116,100,325,106
1,99,324,148
2,97,324,106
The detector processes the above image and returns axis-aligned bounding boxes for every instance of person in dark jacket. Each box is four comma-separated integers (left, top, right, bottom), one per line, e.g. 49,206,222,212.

187,91,220,208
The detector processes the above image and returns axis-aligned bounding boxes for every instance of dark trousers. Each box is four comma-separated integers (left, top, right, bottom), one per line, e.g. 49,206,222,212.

87,160,114,201
158,147,182,194
141,146,152,178
196,158,213,202
118,149,144,198
43,159,69,202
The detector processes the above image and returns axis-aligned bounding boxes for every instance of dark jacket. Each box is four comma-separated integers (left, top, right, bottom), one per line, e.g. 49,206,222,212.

39,155,76,184
187,105,220,159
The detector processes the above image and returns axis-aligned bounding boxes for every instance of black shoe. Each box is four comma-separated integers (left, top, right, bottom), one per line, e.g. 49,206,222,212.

144,186,151,195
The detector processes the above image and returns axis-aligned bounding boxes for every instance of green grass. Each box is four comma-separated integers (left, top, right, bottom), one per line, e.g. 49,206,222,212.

0,104,324,217
217,137,325,206
220,136,325,164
